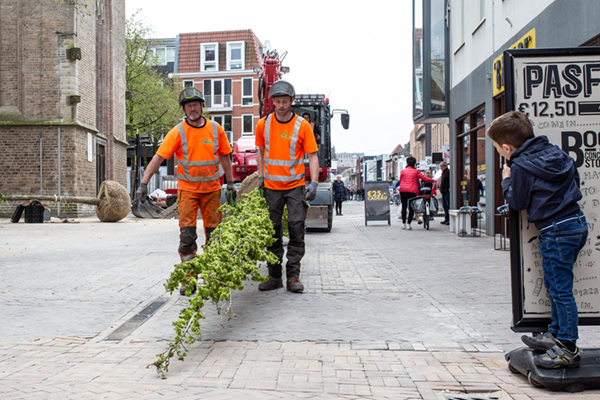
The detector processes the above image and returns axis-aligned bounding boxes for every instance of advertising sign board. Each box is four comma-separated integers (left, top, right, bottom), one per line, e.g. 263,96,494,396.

364,181,391,226
504,48,600,331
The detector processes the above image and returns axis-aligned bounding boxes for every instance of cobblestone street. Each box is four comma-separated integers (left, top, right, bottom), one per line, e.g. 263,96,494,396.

2,201,600,399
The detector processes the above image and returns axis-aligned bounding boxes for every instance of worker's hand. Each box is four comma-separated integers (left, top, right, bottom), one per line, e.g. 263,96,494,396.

136,183,148,203
502,164,511,180
305,181,318,201
226,182,237,206
258,177,265,197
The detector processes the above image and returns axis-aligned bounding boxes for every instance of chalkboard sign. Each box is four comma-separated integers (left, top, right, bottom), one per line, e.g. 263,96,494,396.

505,47,600,331
364,181,390,226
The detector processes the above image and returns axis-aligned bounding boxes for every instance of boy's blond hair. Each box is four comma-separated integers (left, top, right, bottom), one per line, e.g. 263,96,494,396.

486,111,534,148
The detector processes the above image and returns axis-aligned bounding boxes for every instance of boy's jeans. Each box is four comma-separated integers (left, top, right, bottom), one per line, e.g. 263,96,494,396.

539,212,588,343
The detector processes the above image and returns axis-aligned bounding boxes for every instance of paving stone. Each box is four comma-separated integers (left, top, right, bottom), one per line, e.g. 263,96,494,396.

3,204,600,398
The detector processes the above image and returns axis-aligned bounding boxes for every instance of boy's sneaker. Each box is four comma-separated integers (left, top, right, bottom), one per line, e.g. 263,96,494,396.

533,341,581,369
401,224,406,229
407,224,412,230
522,332,556,352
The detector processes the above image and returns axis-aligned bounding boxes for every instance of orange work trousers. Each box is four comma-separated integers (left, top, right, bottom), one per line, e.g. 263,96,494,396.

177,189,222,258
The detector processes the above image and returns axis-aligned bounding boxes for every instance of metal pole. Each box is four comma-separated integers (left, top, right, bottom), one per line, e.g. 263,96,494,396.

55,31,76,216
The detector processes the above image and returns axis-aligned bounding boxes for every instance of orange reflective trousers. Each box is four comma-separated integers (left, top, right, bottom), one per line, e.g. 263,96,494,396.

177,189,222,259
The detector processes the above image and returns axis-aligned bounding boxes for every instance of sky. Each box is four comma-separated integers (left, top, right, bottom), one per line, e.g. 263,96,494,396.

125,0,415,156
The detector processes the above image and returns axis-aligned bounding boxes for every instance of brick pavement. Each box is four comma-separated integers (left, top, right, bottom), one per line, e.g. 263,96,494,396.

1,201,600,399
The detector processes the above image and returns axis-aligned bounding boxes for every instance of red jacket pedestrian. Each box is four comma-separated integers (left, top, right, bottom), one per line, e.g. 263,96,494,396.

398,158,437,229
398,166,436,195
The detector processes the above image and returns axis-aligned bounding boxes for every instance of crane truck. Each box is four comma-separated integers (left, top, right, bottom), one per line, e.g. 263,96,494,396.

231,48,350,232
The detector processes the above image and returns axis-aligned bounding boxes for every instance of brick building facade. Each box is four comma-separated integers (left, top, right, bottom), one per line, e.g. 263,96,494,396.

409,123,449,169
0,0,126,217
176,30,263,146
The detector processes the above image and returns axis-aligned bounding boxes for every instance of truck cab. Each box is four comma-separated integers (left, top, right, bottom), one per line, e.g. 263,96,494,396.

231,136,258,183
292,94,349,232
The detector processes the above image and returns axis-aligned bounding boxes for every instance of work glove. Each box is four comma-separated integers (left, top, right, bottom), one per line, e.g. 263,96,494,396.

226,182,237,207
136,182,148,203
305,181,318,201
258,177,265,197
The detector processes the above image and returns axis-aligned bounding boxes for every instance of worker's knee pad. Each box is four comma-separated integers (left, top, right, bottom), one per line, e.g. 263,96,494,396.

179,226,198,256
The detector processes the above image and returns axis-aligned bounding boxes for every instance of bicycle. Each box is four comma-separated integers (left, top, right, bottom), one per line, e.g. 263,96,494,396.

410,186,438,230
389,189,400,206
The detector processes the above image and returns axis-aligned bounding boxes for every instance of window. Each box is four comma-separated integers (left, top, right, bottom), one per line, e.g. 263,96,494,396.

460,0,465,44
456,107,486,213
203,78,232,108
167,47,175,63
413,0,449,121
183,80,194,88
242,114,254,136
213,115,233,144
430,0,446,113
227,41,245,70
242,77,253,106
151,46,175,66
201,42,219,71
413,0,423,119
478,0,485,22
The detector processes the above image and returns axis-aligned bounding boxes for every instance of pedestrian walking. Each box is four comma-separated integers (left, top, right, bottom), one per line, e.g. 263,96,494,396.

135,87,235,294
488,110,587,369
439,161,450,225
255,80,319,293
398,157,436,230
332,175,346,216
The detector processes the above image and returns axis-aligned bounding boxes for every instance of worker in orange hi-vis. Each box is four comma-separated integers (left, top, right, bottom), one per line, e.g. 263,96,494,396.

255,80,319,293
136,87,235,294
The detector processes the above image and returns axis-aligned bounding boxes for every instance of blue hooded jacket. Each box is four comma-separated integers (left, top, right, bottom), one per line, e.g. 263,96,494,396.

502,135,582,229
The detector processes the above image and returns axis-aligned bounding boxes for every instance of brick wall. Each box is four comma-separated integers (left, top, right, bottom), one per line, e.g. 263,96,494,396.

0,0,127,218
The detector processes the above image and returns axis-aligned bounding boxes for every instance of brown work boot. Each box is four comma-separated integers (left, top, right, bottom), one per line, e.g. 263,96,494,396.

258,276,283,291
286,277,304,293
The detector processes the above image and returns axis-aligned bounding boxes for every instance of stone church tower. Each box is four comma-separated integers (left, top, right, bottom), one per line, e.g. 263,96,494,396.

0,0,126,217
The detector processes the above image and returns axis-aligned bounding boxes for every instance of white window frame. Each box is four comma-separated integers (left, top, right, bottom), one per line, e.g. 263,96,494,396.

166,47,175,63
212,115,233,144
226,41,245,71
204,78,232,108
201,42,219,71
183,80,194,88
242,77,253,106
151,46,175,66
242,114,254,136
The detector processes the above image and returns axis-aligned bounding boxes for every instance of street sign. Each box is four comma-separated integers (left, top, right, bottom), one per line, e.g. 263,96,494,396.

505,47,600,331
364,181,390,226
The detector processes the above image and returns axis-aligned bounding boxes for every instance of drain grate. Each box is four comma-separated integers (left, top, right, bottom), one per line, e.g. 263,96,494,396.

104,297,168,341
435,391,512,400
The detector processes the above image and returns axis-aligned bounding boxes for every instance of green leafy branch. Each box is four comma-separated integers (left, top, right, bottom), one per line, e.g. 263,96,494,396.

150,189,278,378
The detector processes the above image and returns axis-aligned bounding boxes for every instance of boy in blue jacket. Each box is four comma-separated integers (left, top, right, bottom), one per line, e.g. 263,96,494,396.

487,111,588,369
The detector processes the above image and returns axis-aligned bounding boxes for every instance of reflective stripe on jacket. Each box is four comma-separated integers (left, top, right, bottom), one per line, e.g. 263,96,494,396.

175,122,219,183
263,114,305,182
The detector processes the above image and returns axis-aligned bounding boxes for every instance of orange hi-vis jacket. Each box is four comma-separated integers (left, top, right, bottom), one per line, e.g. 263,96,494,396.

157,119,232,194
255,113,318,191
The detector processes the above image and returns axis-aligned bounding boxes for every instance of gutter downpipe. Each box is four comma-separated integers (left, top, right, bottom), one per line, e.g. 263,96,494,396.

55,30,77,216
